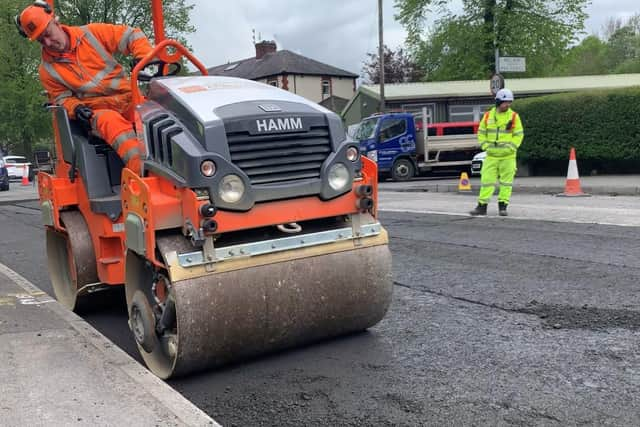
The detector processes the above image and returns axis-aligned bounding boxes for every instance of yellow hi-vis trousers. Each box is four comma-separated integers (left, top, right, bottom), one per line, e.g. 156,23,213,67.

478,156,517,205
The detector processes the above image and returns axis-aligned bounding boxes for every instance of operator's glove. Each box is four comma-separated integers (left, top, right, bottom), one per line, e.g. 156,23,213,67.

74,105,93,128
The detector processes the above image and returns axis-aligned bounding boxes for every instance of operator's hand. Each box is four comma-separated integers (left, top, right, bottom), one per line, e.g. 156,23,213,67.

74,105,93,128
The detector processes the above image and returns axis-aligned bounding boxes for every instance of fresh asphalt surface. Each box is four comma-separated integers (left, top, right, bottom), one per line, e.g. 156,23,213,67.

1,188,639,426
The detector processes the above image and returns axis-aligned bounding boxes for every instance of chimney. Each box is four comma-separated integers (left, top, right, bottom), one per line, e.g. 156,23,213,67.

255,40,277,59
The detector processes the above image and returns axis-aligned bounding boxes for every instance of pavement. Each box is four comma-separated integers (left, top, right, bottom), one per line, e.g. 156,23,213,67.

0,263,218,426
0,174,636,426
2,175,638,207
379,174,640,196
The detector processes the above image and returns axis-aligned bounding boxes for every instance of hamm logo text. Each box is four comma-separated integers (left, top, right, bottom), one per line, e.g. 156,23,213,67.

256,117,303,133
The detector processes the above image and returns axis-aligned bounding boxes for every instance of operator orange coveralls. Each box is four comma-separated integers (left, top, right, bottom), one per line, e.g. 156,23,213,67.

17,2,152,175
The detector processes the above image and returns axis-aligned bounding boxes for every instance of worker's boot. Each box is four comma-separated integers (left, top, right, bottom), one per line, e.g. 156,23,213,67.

469,203,488,216
498,202,508,216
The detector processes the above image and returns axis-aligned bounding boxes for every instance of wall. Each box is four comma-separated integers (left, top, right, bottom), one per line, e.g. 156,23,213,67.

256,74,356,105
343,92,379,126
331,77,355,101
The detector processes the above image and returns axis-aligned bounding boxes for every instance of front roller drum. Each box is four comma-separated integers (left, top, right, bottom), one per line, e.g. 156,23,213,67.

126,244,392,379
46,211,99,311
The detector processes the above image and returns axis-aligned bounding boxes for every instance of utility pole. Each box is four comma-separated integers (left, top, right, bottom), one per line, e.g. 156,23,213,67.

378,0,385,113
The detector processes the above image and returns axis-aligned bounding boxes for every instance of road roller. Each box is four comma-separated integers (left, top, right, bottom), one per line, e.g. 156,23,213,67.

38,0,392,378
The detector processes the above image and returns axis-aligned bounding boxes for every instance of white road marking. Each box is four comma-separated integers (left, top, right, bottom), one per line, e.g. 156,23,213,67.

379,208,640,227
0,264,56,304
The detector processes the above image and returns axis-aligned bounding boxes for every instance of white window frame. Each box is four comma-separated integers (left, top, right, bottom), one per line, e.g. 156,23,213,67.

321,79,331,97
401,103,435,125
449,104,493,122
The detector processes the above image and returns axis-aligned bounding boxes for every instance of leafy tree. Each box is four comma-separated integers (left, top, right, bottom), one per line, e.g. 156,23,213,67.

395,0,590,80
0,0,195,157
362,45,424,84
554,13,640,76
0,0,51,157
555,36,609,76
56,0,195,47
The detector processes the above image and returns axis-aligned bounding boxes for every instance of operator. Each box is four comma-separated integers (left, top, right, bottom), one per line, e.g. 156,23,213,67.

470,88,524,217
15,1,153,175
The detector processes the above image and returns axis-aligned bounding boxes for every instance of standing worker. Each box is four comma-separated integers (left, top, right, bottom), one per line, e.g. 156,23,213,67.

14,0,153,175
470,88,524,216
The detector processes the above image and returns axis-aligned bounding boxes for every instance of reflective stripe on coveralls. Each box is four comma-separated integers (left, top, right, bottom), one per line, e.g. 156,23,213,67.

90,109,144,175
38,23,152,116
38,24,152,175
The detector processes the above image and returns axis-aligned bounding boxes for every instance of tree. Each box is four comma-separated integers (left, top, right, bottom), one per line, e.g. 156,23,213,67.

395,0,590,80
362,45,424,84
0,0,195,157
605,16,640,73
0,0,51,157
553,13,640,76
555,36,609,76
56,0,195,46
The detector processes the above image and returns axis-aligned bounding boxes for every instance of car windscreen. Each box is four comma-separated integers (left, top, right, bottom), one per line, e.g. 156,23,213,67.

354,118,379,141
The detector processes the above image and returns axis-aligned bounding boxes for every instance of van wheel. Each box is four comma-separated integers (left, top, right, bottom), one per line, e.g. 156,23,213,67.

391,159,414,181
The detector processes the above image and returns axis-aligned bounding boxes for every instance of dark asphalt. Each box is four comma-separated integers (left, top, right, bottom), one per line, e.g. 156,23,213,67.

1,202,639,426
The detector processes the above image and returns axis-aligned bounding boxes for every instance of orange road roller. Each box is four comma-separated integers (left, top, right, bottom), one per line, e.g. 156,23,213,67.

38,2,392,379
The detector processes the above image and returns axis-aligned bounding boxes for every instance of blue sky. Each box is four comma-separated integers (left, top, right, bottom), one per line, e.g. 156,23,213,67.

188,1,639,75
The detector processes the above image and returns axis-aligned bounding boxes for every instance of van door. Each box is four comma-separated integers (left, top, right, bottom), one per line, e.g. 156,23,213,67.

376,117,412,170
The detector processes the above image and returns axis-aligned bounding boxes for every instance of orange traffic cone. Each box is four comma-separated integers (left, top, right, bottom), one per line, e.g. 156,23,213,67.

458,171,472,192
21,165,30,186
557,147,590,197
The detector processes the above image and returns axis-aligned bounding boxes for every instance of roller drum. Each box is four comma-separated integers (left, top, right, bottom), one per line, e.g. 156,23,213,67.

127,243,392,378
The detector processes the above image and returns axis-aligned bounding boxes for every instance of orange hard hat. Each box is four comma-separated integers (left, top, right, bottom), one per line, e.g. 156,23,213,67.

17,1,54,41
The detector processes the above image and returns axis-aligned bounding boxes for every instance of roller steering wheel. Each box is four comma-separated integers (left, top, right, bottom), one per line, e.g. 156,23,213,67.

137,60,182,82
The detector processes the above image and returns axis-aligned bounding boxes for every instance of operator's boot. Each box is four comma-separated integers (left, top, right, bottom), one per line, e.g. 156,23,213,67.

469,203,488,216
498,202,508,216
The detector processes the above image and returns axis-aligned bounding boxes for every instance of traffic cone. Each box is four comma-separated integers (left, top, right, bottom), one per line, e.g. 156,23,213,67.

21,165,30,186
458,171,472,192
557,147,590,197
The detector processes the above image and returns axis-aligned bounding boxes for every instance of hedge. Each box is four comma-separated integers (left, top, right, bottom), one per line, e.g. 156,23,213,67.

512,87,640,173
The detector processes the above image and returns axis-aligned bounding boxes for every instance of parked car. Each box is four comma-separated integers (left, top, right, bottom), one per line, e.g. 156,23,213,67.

0,158,9,191
3,155,33,181
471,151,486,176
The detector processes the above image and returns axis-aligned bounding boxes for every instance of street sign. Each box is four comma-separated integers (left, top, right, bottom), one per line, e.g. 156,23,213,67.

490,73,505,96
499,56,526,73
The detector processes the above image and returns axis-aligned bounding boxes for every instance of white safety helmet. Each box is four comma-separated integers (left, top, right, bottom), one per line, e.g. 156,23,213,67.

495,88,514,102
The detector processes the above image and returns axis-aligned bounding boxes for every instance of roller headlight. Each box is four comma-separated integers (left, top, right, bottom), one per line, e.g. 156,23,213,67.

200,160,217,177
328,163,350,191
219,174,245,203
346,146,360,162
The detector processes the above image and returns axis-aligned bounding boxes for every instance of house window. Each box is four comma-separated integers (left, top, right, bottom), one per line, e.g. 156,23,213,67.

321,79,331,97
268,78,278,87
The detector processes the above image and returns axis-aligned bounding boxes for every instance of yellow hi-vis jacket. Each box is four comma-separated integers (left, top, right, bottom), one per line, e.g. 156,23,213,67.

478,107,524,158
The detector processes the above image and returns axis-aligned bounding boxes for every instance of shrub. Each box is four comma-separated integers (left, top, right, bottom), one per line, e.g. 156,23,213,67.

513,87,640,173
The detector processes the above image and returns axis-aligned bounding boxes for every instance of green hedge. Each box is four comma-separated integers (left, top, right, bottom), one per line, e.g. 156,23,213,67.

513,87,640,173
